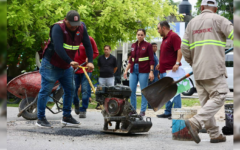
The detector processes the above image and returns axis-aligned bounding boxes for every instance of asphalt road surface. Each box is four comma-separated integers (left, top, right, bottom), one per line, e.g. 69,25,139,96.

7,107,233,150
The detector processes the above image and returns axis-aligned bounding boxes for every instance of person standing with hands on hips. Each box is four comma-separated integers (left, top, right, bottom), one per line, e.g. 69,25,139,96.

124,29,155,117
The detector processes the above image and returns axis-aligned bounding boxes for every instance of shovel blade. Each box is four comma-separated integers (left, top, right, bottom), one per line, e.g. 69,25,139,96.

142,77,178,112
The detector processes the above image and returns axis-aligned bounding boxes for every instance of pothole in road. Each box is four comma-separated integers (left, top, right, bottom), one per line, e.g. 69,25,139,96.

20,128,104,137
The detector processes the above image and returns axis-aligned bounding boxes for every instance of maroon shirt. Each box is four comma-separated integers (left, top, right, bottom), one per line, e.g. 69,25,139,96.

129,40,155,73
159,30,181,73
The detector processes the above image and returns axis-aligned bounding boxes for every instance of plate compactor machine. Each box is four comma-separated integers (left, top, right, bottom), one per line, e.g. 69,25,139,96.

95,85,152,134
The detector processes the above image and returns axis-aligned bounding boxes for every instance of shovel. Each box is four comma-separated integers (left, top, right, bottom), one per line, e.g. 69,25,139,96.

142,47,233,112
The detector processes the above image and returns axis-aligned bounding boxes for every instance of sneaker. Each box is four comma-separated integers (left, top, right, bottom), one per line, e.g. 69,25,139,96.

129,111,137,116
140,111,145,116
75,105,80,115
168,116,172,120
95,103,101,110
156,113,171,118
61,115,80,127
36,117,52,128
210,134,226,143
79,112,86,118
185,119,201,144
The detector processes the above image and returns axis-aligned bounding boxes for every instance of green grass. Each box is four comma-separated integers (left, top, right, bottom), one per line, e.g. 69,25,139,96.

181,99,200,107
7,95,233,109
7,104,19,107
7,102,56,108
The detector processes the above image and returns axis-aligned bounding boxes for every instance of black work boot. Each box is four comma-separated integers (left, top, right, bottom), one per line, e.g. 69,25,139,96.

156,113,171,118
79,112,86,118
61,115,80,127
75,105,80,115
36,117,52,128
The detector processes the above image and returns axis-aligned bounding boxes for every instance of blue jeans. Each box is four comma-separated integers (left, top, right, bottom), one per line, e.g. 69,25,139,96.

73,72,92,112
160,72,182,115
37,58,75,119
130,64,149,112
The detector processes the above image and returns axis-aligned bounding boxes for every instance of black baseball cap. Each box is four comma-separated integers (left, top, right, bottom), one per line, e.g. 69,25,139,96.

66,10,81,26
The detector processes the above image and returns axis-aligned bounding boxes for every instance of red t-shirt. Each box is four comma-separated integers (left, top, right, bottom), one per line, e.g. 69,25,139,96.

74,36,99,74
159,30,181,73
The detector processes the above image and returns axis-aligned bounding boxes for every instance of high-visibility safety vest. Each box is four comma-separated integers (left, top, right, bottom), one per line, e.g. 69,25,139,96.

43,20,84,69
181,9,234,80
129,40,155,73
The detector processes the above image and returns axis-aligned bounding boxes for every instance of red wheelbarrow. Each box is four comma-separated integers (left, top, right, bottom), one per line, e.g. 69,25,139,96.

7,71,63,120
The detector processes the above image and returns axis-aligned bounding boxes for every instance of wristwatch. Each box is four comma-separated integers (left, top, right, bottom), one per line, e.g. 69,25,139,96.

150,69,154,72
176,62,180,65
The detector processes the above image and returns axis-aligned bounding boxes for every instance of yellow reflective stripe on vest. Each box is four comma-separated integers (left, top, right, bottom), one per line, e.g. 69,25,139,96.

132,58,134,62
228,30,234,40
182,39,189,43
234,40,240,48
182,39,189,46
189,40,226,49
63,43,79,50
139,57,149,61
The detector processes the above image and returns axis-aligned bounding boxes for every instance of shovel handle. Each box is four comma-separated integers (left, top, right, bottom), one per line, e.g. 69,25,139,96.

80,66,96,94
174,47,233,84
74,62,86,73
225,47,233,54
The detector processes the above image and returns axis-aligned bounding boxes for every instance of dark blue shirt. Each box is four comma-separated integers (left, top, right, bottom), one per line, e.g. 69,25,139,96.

44,23,93,64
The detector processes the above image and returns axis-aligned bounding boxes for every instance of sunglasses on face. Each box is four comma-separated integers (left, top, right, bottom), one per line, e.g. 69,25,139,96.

157,27,160,30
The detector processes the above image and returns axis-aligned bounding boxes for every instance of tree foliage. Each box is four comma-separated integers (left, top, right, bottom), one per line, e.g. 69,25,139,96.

7,0,180,78
194,0,233,20
168,0,181,9
0,1,7,74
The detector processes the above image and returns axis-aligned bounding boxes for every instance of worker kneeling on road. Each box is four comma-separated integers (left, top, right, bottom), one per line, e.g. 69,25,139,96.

181,0,234,144
36,10,94,128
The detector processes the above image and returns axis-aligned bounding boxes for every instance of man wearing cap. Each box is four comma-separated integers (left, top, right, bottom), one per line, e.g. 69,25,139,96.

36,10,94,128
181,0,233,143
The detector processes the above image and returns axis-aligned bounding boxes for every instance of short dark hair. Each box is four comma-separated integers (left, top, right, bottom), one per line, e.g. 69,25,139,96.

151,43,157,46
128,52,131,57
137,29,146,35
159,21,170,29
104,45,111,50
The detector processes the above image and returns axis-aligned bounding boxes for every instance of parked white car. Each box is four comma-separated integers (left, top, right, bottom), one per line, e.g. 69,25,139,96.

181,51,234,96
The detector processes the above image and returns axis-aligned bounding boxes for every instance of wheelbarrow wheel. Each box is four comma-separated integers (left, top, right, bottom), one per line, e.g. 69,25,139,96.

19,97,38,120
